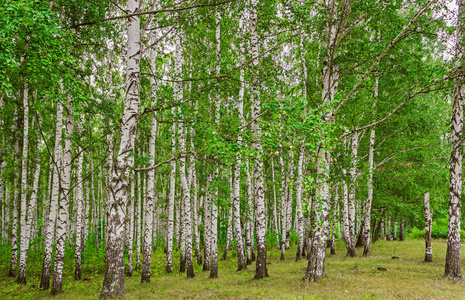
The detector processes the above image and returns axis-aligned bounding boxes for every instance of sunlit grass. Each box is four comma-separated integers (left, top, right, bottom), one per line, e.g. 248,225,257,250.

1,239,465,299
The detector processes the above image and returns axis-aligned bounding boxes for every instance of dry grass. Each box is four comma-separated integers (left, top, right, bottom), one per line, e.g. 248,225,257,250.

2,239,465,299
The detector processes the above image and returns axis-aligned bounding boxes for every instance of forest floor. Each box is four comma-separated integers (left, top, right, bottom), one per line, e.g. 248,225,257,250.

2,238,465,299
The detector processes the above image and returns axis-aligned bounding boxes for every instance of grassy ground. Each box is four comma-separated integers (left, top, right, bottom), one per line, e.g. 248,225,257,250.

1,239,465,299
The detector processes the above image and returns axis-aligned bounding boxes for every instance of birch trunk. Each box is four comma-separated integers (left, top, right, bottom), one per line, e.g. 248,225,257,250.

203,174,212,271
362,84,376,256
330,186,338,255
271,158,280,249
166,111,176,273
51,100,74,294
209,9,221,279
399,219,405,241
74,145,84,280
246,160,254,265
222,189,233,261
295,145,305,261
232,73,246,269
304,9,338,280
40,99,63,289
101,0,140,295
135,171,142,271
210,173,219,278
347,132,358,257
386,217,391,241
279,144,287,260
445,2,464,277
127,176,135,277
90,157,99,251
393,221,398,240
286,150,294,248
9,121,20,277
17,83,29,284
424,191,432,262
248,0,267,278
178,104,195,278
342,171,349,244
141,33,159,280
0,161,5,241
190,144,202,265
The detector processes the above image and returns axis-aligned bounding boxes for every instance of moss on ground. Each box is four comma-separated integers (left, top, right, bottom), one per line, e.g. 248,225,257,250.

1,239,465,299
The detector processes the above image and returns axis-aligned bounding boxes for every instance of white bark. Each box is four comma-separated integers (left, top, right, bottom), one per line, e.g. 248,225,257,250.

232,77,246,269
52,100,74,294
286,149,294,248
101,0,140,295
362,76,377,256
141,112,157,282
445,2,464,278
127,174,135,277
40,99,63,289
166,110,176,273
296,145,305,260
424,191,432,262
203,174,212,271
304,8,338,280
249,0,266,279
279,142,287,260
178,104,194,278
74,144,84,280
246,160,254,265
347,132,358,256
17,83,29,284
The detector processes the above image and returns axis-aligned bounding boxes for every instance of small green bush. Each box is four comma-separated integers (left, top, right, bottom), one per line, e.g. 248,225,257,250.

406,218,465,240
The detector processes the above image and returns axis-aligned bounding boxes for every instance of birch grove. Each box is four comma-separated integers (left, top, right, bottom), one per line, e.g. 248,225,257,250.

0,0,461,298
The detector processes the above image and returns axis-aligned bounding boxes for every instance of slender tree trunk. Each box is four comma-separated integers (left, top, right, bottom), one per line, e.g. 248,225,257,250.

295,145,305,261
135,171,142,271
203,174,212,271
304,146,330,281
363,101,376,256
51,100,74,294
9,121,20,278
330,186,337,255
342,172,350,245
165,107,177,271
222,195,233,260
141,27,159,281
424,191,432,262
249,0,267,279
445,49,464,278
209,172,219,278
231,74,247,270
191,155,202,265
347,132,358,257
127,176,135,277
271,158,280,249
101,0,140,295
90,156,99,251
279,143,287,260
399,219,405,241
141,115,157,282
393,221,398,241
286,149,294,250
209,9,222,279
304,11,338,280
17,83,29,284
40,99,63,289
386,217,391,241
74,145,84,280
246,160,254,265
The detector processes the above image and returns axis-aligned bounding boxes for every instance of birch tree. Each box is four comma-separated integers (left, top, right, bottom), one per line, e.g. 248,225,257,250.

101,0,141,296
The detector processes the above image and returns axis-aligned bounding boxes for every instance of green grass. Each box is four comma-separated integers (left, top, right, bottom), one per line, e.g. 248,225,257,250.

2,239,465,299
